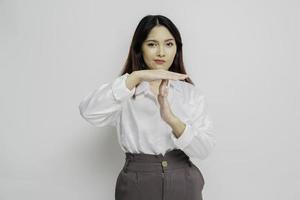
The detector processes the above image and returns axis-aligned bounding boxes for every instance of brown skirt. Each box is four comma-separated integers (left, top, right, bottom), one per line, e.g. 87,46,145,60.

115,149,205,200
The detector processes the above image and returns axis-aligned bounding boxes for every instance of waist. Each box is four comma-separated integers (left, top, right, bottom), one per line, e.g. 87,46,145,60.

123,149,192,172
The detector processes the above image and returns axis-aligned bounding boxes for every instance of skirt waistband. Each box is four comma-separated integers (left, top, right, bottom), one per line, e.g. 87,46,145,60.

123,149,193,172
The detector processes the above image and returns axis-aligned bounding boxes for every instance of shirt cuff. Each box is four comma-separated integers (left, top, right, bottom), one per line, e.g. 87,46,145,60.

111,73,136,102
171,123,195,150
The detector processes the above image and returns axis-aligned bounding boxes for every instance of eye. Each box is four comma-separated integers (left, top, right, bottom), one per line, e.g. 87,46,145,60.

147,43,157,47
166,42,174,47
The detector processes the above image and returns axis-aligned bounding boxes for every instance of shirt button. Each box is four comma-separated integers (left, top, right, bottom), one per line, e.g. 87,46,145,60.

161,160,168,167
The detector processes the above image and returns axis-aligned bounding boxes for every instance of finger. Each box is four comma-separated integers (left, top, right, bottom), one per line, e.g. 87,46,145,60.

167,72,188,80
165,79,169,87
156,70,188,80
159,80,168,96
159,79,167,91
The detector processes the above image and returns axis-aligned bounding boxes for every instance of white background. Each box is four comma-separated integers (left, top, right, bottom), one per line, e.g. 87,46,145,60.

1,0,299,199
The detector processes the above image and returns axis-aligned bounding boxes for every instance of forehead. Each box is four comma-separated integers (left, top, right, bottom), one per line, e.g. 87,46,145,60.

146,26,174,40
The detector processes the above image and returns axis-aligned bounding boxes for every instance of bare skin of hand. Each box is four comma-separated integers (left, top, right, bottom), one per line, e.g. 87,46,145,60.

157,79,175,124
134,69,188,83
157,79,187,137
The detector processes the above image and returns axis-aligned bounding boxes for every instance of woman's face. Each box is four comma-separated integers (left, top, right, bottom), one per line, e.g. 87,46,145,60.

141,25,177,71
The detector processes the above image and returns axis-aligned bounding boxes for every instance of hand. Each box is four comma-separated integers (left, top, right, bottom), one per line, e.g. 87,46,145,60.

134,69,188,83
131,69,188,124
157,79,176,124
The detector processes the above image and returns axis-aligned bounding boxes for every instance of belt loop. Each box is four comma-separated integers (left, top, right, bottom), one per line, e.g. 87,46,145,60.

123,158,130,173
124,153,134,173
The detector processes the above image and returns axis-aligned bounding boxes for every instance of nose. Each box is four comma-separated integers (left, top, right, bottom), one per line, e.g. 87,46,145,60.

157,45,165,57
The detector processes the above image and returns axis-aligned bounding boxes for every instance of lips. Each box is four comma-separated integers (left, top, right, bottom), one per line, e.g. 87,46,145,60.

154,59,165,64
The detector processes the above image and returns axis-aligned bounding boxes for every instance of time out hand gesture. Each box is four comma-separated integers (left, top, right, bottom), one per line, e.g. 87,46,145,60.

134,69,188,124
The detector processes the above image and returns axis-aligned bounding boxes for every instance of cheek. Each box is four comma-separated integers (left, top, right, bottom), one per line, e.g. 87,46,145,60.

142,53,155,68
167,49,177,60
143,50,156,61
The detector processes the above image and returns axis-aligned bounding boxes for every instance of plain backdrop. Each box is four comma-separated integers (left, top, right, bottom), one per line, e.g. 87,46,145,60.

1,0,299,199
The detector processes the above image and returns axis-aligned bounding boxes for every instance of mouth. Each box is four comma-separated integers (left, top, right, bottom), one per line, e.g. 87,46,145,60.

154,60,166,64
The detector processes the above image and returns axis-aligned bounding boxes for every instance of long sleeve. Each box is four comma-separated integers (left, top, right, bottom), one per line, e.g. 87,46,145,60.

79,73,136,127
171,88,216,160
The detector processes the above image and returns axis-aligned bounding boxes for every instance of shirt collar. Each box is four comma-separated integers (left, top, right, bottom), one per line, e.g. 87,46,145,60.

134,79,182,96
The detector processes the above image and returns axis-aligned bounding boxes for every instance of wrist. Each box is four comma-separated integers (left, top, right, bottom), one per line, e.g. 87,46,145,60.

125,71,140,90
131,71,142,84
129,71,142,86
167,116,186,138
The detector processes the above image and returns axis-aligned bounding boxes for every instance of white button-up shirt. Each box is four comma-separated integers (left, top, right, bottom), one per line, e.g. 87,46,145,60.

79,73,216,160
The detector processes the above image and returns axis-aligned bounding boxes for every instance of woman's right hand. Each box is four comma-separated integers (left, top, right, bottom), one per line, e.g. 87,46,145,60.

134,69,188,83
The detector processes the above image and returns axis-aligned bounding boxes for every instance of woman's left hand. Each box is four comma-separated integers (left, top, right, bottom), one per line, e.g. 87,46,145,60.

157,79,176,124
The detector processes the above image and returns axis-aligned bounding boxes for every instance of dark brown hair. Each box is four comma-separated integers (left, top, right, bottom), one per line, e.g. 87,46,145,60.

119,14,194,86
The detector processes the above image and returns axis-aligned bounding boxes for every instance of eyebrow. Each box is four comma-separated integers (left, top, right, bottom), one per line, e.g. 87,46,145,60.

145,39,175,42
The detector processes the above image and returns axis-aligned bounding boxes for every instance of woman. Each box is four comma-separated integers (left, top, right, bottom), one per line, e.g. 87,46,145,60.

79,15,216,200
